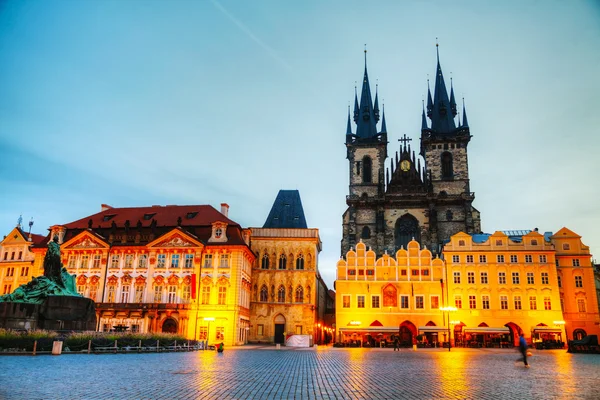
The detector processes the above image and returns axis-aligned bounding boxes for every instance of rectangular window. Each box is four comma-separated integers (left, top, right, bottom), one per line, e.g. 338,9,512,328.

560,297,564,311
525,255,532,263
430,296,439,309
124,254,133,268
92,254,101,269
157,254,166,268
17,251,22,260
469,295,476,309
510,255,518,263
529,296,537,310
20,266,29,277
131,324,140,333
220,254,229,267
479,255,487,263
575,276,583,288
498,272,506,284
203,254,213,268
480,272,488,284
400,269,407,276
68,256,76,269
482,295,490,310
400,295,409,309
107,286,116,302
135,286,144,303
2,252,6,261
201,286,210,305
6,267,14,277
466,255,474,263
218,286,227,305
500,295,508,310
357,295,365,308
497,255,505,263
80,255,89,269
138,254,147,269
558,275,562,288
452,255,459,263
371,295,380,308
256,325,264,337
182,285,191,302
495,240,503,246
296,325,302,334
171,254,180,268
366,269,374,276
168,285,177,303
154,286,163,303
544,297,551,310
184,254,194,268
342,295,350,308
121,285,130,303
468,272,475,284
3,285,12,294
453,272,461,284
422,269,430,276
514,295,522,310
348,269,356,276
89,285,98,301
415,295,424,309
541,272,549,285
412,269,419,276
527,272,534,285
216,327,224,340
454,295,462,309
10,252,15,260
573,259,580,267
103,324,111,332
577,299,586,313
110,255,120,269
198,327,208,340
512,272,520,285
539,255,547,263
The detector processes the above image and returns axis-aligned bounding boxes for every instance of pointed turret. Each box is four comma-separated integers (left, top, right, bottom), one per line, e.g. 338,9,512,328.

354,50,379,139
421,101,428,130
461,98,469,128
380,106,387,134
353,86,359,123
374,85,380,123
426,80,433,118
346,106,352,135
450,78,457,116
429,44,456,134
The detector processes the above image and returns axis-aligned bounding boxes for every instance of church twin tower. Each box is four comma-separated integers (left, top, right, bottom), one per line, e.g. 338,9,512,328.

341,47,481,257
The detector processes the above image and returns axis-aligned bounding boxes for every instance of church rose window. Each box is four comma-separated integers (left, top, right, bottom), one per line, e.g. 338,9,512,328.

395,214,420,251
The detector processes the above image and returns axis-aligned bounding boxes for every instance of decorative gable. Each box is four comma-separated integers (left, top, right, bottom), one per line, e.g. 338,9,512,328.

148,229,202,249
62,231,109,250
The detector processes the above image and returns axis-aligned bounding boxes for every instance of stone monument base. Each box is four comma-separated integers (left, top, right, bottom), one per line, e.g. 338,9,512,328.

0,296,96,331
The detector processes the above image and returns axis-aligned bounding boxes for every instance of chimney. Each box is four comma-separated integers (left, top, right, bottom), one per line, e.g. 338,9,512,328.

101,204,113,212
220,203,229,217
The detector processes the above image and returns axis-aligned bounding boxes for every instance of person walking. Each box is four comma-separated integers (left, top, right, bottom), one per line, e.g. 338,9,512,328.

517,333,530,368
393,336,399,351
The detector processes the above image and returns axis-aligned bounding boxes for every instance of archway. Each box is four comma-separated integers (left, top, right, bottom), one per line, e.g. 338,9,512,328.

274,314,286,344
162,318,178,334
395,214,420,251
573,329,587,341
399,320,417,347
505,322,523,347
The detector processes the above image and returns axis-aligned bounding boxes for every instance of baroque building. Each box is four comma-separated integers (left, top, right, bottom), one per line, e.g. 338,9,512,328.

249,190,329,345
0,223,45,296
342,48,481,258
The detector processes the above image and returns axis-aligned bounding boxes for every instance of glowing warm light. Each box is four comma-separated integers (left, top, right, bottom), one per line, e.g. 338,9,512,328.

440,306,458,312
203,317,215,321
553,320,565,325
348,320,361,326
450,320,461,325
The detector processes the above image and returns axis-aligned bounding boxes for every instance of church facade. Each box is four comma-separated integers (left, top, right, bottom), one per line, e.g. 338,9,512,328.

342,49,481,258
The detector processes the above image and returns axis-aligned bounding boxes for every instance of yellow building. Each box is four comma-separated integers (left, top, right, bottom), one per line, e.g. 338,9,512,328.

0,225,45,295
249,190,329,345
551,227,600,339
444,231,565,347
335,240,446,347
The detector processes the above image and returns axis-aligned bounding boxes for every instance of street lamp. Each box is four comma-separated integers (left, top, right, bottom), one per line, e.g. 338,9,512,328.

203,317,215,350
440,306,457,352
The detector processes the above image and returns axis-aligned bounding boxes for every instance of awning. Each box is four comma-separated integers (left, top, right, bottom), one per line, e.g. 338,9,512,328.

418,326,448,333
533,327,562,333
463,327,510,334
339,327,399,333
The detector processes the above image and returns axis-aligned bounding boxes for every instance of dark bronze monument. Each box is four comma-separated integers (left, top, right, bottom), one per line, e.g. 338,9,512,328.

0,236,96,331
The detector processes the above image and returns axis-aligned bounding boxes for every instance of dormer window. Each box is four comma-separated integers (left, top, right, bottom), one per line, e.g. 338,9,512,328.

215,228,223,239
186,212,198,219
209,222,228,243
103,214,116,222
143,213,156,221
531,240,538,246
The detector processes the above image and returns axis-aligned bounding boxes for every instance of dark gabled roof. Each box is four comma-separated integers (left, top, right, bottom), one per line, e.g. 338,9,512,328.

263,190,308,229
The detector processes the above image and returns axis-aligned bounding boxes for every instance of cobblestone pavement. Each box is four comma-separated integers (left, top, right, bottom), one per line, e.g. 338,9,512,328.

1,347,599,399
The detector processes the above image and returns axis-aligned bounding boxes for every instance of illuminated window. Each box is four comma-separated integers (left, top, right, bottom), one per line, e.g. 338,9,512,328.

169,254,179,268
202,286,211,304
261,254,269,269
454,295,462,309
544,297,551,310
498,272,506,284
107,285,116,302
154,286,163,303
111,255,120,269
482,295,490,310
500,295,508,310
541,272,549,285
198,327,208,340
573,259,580,267
295,286,304,303
168,285,177,303
135,285,144,302
121,285,130,303
525,255,532,263
514,296,522,310
68,256,76,269
453,272,461,284
218,286,227,305
415,296,424,309
296,254,305,270
529,296,537,310
372,295,380,308
279,254,287,270
124,254,134,268
575,276,583,288
216,327,224,340
157,254,166,268
468,272,475,284
138,254,148,268
203,254,213,268
80,255,89,269
497,255,505,263
512,272,520,285
357,295,365,308
466,255,474,263
452,255,459,263
469,295,476,309
480,272,488,284
479,255,487,263
89,285,98,301
577,299,586,312
539,255,547,263
278,286,286,303
431,296,439,309
220,254,229,268
182,285,191,302
510,255,518,263
92,254,101,269
400,295,409,309
184,254,194,268
342,295,350,308
527,272,534,285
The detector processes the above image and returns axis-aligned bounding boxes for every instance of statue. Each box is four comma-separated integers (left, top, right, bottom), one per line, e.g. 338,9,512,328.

0,236,81,304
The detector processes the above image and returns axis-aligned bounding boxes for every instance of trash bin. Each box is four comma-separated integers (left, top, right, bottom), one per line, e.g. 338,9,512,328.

52,341,63,355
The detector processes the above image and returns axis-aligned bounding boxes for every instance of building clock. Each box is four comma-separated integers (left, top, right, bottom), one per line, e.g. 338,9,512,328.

400,160,411,171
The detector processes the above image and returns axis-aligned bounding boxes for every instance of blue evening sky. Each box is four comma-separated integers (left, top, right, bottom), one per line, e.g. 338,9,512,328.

1,0,599,288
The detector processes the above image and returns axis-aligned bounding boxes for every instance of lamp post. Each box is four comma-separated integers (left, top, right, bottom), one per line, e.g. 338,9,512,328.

440,306,457,352
203,317,215,349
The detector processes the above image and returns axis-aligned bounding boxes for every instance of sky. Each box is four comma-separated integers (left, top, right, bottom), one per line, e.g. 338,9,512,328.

1,0,599,290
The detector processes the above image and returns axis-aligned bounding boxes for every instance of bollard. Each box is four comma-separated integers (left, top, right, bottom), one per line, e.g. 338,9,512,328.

413,344,417,351
114,340,118,354
156,340,159,352
276,344,281,350
175,340,177,351
139,340,142,352
52,341,63,355
88,340,91,354
33,340,37,356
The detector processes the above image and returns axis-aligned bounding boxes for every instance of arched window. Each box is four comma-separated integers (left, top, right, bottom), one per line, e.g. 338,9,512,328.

260,285,268,302
277,286,286,303
295,286,304,303
261,254,269,269
363,156,372,183
394,214,420,251
278,254,287,270
296,254,304,270
361,226,371,239
441,152,453,179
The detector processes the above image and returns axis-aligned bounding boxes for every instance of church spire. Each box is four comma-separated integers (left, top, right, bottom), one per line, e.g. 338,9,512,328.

353,85,359,123
426,79,433,118
421,100,428,130
346,105,352,135
429,42,456,134
380,105,387,133
354,47,379,139
461,98,469,128
450,77,457,116
374,84,380,123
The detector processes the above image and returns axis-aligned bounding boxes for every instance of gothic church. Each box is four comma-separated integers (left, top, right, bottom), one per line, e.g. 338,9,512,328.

341,48,481,257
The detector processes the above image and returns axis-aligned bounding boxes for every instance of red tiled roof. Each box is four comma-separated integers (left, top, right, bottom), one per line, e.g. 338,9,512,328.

30,233,46,245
